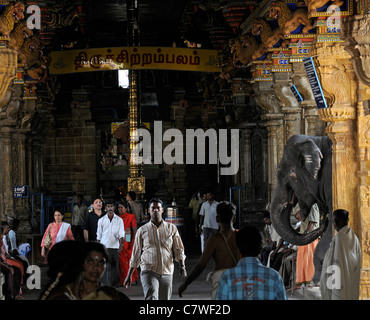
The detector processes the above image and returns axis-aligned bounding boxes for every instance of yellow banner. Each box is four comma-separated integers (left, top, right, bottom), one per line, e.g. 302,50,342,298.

50,47,220,74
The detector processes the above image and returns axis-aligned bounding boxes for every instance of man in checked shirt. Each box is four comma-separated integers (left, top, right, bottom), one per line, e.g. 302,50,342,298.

124,198,187,300
215,225,287,300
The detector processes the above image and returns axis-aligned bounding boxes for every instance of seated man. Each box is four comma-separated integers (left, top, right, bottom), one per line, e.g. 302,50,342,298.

215,225,287,300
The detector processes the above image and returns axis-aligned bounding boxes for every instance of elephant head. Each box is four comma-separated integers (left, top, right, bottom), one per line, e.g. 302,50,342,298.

270,134,333,247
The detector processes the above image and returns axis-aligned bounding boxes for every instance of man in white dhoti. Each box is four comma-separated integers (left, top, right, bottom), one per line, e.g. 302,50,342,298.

320,209,362,300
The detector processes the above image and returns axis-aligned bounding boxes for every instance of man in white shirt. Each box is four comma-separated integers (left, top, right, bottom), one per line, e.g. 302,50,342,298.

96,199,125,287
199,191,219,250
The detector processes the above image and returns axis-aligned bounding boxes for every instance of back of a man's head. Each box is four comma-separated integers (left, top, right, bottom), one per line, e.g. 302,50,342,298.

333,209,349,230
216,201,236,223
236,225,262,257
128,191,137,200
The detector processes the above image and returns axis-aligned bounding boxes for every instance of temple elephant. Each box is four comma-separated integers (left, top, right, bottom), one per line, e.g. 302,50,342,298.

270,134,333,283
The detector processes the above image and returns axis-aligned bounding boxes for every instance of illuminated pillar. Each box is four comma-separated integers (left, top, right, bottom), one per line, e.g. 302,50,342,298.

127,0,145,197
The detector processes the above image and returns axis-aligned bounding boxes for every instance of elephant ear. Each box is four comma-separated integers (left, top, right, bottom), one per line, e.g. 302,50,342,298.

296,139,323,180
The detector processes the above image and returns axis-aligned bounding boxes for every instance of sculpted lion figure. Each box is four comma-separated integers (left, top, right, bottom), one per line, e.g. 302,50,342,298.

269,1,314,36
7,21,33,51
18,36,48,81
18,37,41,68
251,18,274,46
232,33,260,67
217,46,236,80
252,18,290,49
0,2,25,38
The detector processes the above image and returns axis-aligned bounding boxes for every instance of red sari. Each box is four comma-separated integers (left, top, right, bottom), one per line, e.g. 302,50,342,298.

118,213,139,285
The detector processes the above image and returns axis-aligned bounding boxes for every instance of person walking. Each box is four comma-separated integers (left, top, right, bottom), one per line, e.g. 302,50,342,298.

71,195,88,243
96,199,125,287
320,209,361,300
124,198,187,300
82,198,105,242
215,225,287,300
198,191,219,250
117,201,138,286
178,201,239,299
126,191,144,226
41,210,74,263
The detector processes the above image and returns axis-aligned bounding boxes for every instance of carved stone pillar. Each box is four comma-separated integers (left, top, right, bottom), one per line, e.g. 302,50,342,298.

253,80,283,202
239,123,254,198
0,130,15,221
312,40,362,296
13,132,32,234
341,13,370,300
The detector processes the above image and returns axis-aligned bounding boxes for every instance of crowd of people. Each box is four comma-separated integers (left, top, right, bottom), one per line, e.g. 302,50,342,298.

0,189,362,301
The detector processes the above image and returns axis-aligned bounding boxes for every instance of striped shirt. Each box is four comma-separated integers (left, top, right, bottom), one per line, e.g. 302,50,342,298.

215,257,287,300
129,220,186,275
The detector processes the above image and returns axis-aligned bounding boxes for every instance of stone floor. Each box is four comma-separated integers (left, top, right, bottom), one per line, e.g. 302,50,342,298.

20,254,322,301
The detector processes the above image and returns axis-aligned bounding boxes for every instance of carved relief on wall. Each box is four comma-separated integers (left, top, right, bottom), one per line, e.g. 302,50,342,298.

365,230,370,254
360,186,370,208
341,14,370,87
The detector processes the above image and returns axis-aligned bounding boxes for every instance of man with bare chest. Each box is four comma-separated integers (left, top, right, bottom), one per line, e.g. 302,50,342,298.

178,201,238,299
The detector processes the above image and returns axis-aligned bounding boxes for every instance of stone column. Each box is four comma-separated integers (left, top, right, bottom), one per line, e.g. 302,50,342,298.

13,131,32,234
0,130,15,220
239,123,254,199
253,80,284,202
341,14,370,300
312,40,362,296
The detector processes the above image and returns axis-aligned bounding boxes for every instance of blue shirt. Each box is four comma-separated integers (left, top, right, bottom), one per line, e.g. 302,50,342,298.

215,257,287,300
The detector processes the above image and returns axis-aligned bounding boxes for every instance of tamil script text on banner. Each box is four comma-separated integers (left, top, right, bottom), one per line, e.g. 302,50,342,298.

50,47,220,74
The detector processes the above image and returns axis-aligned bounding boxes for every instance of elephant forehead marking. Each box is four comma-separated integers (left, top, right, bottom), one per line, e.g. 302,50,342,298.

304,155,313,163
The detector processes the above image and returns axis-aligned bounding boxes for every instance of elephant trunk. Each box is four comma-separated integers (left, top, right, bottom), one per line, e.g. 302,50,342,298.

270,202,328,246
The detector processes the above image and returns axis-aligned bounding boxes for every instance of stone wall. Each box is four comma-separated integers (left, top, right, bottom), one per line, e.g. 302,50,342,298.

43,108,97,199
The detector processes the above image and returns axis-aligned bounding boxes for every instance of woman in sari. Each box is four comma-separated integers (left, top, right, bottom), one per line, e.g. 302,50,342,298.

117,201,138,286
41,210,74,263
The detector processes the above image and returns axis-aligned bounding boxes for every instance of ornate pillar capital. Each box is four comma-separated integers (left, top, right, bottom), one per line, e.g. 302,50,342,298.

311,42,357,109
341,14,370,88
318,106,356,133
